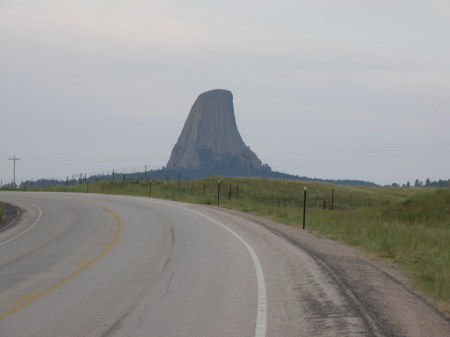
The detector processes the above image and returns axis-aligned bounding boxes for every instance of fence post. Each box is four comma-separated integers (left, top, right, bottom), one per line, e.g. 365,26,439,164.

303,186,307,229
217,180,221,206
331,189,334,210
149,180,152,197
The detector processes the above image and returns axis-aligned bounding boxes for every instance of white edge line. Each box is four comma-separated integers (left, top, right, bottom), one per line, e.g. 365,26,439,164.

0,202,42,247
138,198,267,337
185,208,267,337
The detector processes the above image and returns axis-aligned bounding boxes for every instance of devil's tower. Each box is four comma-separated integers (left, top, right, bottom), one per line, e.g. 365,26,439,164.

166,89,262,173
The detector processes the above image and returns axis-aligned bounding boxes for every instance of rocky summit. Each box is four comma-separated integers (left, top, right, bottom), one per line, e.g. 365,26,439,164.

166,89,262,173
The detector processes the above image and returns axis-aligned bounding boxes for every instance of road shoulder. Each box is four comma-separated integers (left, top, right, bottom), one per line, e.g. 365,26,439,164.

207,206,450,337
0,202,22,233
0,201,40,246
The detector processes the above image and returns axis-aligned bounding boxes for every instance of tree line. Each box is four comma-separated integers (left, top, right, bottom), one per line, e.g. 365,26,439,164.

391,179,449,188
14,166,379,189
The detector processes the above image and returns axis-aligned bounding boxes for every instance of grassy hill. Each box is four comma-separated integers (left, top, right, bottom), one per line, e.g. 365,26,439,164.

27,177,449,314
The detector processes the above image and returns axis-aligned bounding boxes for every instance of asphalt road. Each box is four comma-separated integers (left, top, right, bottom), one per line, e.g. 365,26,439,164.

0,192,448,337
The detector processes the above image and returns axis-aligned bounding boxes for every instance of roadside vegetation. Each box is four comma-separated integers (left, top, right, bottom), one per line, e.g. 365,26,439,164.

28,177,449,314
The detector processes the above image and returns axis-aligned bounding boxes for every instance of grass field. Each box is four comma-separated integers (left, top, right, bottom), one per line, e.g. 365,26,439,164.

26,177,450,314
0,202,4,220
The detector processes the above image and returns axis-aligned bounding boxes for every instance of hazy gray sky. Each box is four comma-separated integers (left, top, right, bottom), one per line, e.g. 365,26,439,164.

1,0,449,185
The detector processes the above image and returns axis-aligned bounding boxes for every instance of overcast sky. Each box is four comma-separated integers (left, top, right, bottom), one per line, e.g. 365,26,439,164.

1,0,449,186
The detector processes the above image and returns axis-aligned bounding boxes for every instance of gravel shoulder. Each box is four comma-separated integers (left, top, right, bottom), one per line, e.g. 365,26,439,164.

213,206,450,337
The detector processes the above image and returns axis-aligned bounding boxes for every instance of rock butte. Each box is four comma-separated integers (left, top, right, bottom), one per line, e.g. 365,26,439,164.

166,89,262,172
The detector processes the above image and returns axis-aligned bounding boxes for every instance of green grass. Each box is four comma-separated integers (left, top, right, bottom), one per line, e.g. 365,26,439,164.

30,177,450,313
0,202,4,220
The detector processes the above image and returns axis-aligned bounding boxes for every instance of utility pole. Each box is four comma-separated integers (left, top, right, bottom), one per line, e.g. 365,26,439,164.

242,154,253,177
8,156,20,188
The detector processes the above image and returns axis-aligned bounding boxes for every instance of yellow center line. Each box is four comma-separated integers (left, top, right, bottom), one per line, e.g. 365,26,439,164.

76,260,90,267
11,292,36,305
0,199,123,320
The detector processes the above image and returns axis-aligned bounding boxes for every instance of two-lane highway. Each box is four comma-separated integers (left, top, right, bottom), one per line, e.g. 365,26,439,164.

0,192,264,337
0,192,449,337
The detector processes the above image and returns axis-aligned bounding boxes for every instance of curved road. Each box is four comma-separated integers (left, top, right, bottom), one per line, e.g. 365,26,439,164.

0,192,449,337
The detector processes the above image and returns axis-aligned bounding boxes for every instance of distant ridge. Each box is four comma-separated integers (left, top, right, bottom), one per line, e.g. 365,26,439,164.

19,171,379,188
